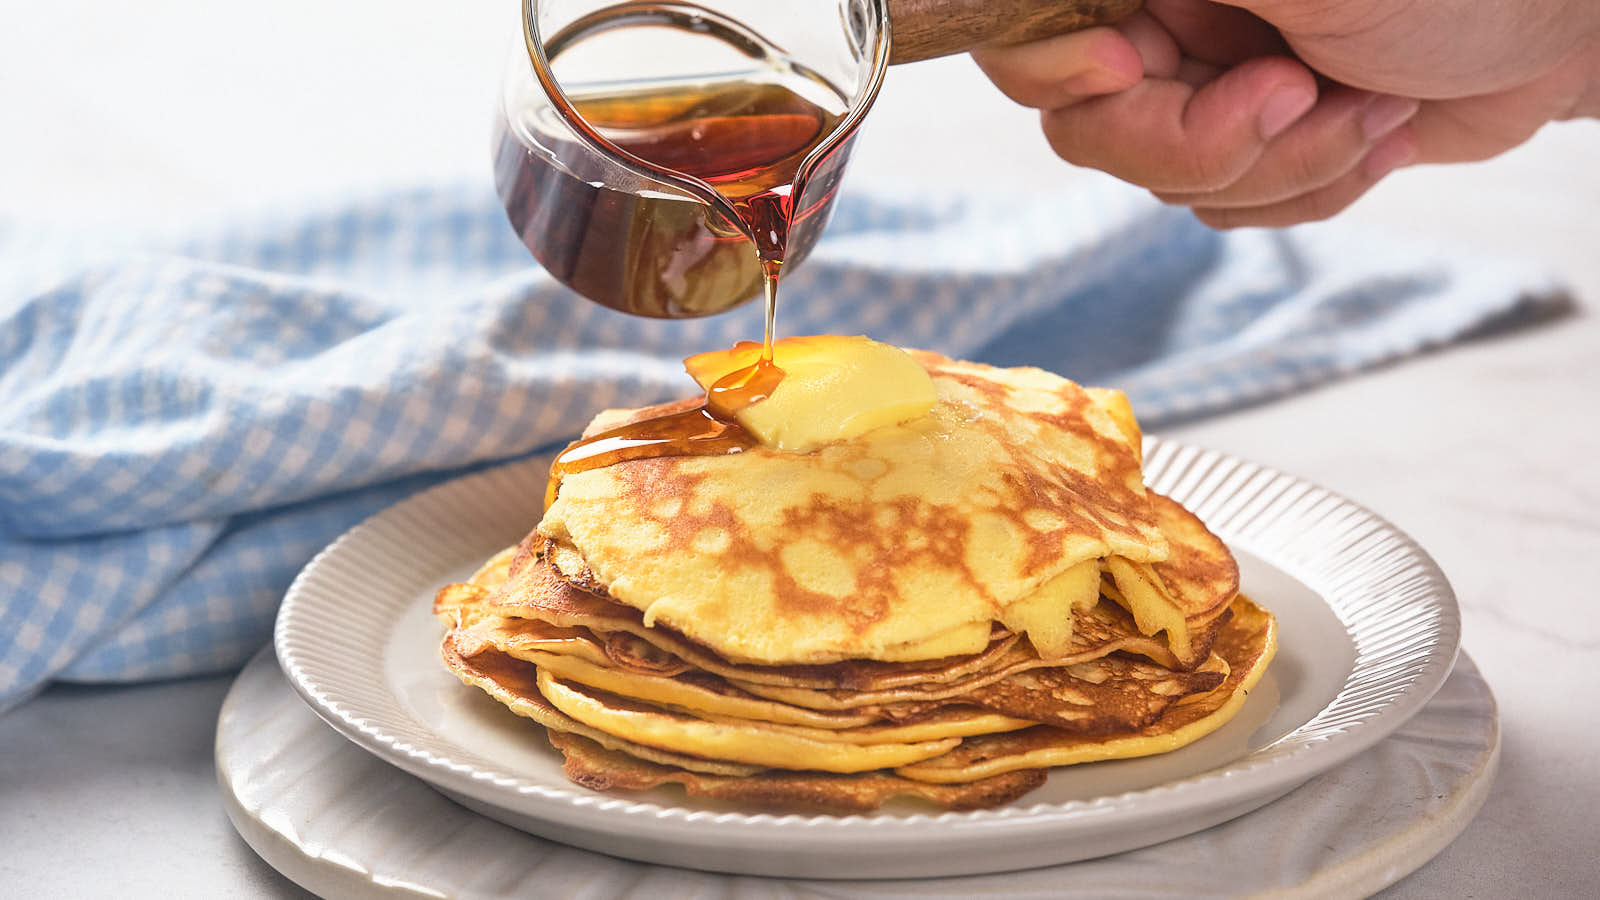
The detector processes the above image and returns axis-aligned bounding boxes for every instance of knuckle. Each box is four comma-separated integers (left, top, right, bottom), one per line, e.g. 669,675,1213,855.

1178,148,1246,194
1276,143,1329,196
1171,127,1261,192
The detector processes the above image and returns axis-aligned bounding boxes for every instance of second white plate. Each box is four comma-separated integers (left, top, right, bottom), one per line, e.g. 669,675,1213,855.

274,438,1459,879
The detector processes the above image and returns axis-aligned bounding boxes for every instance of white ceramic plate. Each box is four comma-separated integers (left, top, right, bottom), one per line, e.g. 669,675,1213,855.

274,438,1459,879
220,649,1498,899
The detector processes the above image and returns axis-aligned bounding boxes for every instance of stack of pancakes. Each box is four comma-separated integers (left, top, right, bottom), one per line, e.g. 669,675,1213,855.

435,353,1276,811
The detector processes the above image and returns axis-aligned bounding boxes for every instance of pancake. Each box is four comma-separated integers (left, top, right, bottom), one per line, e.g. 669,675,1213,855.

492,530,1231,688
530,484,1235,678
440,632,761,776
443,546,1230,695
483,542,1027,690
598,631,693,676
724,602,1234,711
894,595,1277,782
537,669,976,772
512,645,886,729
959,651,1228,733
546,730,1048,813
1147,493,1238,624
1099,493,1239,667
537,353,1170,665
447,578,1226,739
439,585,1270,803
445,496,1240,728
430,345,1276,811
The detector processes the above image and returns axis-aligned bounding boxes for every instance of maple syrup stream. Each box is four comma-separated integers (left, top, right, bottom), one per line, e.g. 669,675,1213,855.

542,81,820,509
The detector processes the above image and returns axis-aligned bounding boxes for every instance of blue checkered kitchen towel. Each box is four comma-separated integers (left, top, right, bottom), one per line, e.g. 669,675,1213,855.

0,178,1563,710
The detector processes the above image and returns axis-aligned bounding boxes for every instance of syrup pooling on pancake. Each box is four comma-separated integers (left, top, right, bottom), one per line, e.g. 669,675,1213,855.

432,344,1277,811
542,401,754,511
541,335,936,509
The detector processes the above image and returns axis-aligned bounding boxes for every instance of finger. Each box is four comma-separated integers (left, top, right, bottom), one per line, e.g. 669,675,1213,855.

1176,57,1225,88
1400,46,1599,165
1154,90,1418,208
1144,0,1289,65
972,27,1143,109
1117,10,1182,79
1040,56,1319,194
1189,126,1418,228
1408,92,1556,164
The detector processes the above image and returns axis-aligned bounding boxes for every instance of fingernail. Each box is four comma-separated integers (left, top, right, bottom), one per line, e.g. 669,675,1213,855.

1363,132,1417,179
1258,87,1316,140
1362,95,1421,141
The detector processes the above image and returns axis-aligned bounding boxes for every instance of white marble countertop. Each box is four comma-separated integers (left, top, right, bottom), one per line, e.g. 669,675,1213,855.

3,2,1597,897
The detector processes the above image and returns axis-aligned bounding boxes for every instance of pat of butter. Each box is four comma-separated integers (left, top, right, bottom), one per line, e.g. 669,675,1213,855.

684,335,937,452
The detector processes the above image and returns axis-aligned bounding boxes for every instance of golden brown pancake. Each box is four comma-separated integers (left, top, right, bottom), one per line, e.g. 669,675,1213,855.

443,537,1239,732
535,670,970,772
443,544,1230,678
442,593,1270,805
723,602,1234,711
1096,492,1240,667
1147,493,1239,624
528,483,1239,680
483,543,1027,690
440,632,760,776
537,353,1171,665
546,730,1048,813
446,577,1227,741
894,595,1277,783
431,351,1276,811
959,652,1227,733
509,645,887,729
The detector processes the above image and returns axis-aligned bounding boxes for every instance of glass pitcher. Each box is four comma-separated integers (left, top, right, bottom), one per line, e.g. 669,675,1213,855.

493,0,890,319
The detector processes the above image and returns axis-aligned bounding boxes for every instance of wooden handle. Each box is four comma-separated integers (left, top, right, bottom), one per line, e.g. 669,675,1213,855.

887,0,1141,64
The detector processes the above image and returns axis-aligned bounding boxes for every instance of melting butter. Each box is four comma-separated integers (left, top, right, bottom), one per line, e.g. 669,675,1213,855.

685,335,937,452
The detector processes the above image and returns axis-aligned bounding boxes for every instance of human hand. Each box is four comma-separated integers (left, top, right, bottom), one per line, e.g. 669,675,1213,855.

973,0,1600,227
